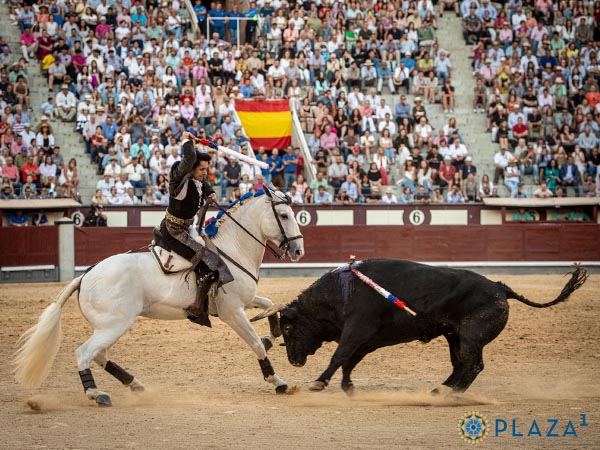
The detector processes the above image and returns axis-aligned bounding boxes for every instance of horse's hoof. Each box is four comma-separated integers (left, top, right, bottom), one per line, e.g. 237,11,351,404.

275,384,288,394
129,379,145,393
308,380,326,392
261,336,273,352
96,394,112,407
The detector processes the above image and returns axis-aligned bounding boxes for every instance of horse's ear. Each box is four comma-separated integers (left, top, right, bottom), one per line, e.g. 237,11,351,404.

262,183,273,198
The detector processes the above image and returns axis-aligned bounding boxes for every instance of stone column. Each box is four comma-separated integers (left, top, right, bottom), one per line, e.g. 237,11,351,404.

56,218,75,282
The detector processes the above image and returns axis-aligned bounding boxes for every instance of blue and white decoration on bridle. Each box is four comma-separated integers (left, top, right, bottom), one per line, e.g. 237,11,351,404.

204,186,303,260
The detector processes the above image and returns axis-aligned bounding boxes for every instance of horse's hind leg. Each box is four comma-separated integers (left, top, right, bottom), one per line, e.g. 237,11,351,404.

76,324,134,406
94,351,145,392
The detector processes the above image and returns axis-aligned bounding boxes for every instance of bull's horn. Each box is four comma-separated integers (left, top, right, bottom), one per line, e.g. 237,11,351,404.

250,304,286,322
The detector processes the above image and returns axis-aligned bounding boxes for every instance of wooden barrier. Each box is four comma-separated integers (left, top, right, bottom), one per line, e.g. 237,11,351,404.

1,212,599,269
66,223,600,267
0,226,58,267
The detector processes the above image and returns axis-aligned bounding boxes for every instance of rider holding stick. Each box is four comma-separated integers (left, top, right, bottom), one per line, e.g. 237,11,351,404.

159,132,233,327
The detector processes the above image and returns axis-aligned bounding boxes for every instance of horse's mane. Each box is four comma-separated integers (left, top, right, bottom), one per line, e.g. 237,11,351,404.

205,188,288,238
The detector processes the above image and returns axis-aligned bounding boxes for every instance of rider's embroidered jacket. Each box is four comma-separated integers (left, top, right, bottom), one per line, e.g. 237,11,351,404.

167,140,215,220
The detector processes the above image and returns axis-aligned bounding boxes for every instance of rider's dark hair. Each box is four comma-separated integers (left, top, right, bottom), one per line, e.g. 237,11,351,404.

193,151,212,169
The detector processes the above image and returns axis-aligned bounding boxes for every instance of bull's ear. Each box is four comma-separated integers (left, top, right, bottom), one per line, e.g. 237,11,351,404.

262,183,273,198
250,303,286,322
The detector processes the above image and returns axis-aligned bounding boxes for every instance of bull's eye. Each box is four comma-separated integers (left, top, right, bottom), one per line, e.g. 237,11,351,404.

280,214,289,220
282,324,292,334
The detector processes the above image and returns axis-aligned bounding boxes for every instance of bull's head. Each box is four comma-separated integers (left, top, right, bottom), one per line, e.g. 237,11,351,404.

251,303,331,367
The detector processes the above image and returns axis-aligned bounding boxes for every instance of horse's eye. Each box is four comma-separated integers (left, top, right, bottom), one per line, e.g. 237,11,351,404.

281,214,289,220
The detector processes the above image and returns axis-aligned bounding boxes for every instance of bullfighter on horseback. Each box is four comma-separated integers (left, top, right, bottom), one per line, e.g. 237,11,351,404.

159,131,233,327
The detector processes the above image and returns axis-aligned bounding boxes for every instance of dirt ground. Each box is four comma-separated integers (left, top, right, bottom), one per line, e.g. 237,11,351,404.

1,274,599,450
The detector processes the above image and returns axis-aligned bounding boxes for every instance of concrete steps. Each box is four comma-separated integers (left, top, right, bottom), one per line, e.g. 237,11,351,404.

1,6,97,203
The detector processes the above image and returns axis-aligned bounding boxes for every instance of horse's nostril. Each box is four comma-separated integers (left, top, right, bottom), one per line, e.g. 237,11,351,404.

296,249,303,256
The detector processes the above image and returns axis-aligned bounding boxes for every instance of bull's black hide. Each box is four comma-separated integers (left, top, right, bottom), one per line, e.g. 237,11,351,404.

277,259,587,393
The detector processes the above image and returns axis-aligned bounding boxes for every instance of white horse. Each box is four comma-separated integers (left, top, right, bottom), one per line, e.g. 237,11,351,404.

14,187,304,406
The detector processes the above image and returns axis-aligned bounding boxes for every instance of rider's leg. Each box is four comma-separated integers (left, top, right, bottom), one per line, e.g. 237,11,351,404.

185,264,216,328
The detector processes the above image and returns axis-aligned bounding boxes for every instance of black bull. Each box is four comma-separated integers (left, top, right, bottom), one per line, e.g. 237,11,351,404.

256,259,588,393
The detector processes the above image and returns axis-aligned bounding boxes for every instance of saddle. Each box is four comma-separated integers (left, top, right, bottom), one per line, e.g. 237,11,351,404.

150,227,193,274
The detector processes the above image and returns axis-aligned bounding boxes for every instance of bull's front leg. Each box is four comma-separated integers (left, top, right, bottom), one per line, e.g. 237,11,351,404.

220,306,289,394
309,319,378,392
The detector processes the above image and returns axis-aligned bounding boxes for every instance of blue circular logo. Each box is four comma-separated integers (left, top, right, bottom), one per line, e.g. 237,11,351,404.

458,411,489,445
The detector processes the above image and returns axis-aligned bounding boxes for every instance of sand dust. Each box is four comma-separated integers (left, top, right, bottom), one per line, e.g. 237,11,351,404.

1,274,599,449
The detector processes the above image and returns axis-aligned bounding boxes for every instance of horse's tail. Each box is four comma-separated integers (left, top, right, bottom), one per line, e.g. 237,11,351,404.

13,276,82,389
499,264,588,308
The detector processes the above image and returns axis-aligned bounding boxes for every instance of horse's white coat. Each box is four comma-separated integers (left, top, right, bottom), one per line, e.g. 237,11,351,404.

13,191,304,399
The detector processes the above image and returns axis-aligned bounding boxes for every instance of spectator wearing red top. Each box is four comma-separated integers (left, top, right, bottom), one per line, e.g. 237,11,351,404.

21,156,40,190
586,85,600,110
439,155,456,191
512,116,528,142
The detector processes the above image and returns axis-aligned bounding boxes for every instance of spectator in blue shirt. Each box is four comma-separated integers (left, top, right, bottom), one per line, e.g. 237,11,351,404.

8,210,29,226
193,0,207,36
245,2,259,45
282,146,298,191
268,148,283,187
227,5,242,43
209,2,226,39
101,116,119,143
259,1,275,36
240,79,255,99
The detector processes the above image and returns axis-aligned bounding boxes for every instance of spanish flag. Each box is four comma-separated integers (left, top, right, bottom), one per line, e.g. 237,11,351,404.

235,100,292,150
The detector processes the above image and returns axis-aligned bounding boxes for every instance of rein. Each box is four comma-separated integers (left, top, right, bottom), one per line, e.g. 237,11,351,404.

210,195,302,260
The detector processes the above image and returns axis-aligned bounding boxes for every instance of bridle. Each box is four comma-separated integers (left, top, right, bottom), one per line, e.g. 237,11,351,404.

267,193,304,257
210,191,303,260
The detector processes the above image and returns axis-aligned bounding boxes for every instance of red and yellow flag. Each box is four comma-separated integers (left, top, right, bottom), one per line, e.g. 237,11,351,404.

235,100,292,150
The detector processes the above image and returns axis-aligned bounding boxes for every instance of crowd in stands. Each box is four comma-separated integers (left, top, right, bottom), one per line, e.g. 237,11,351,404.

465,0,600,198
1,0,599,210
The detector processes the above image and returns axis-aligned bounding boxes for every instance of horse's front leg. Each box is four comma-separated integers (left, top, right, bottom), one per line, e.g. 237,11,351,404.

220,306,289,394
248,296,282,351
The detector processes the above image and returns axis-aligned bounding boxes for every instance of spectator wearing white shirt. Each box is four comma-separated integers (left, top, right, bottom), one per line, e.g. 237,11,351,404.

382,187,398,204
125,157,146,191
55,84,77,121
97,174,114,197
314,185,332,205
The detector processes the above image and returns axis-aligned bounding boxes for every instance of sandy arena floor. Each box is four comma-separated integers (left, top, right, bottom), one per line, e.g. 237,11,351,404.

0,274,599,450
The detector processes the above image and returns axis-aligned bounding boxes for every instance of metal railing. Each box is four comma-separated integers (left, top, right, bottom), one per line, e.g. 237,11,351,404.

183,0,200,38
290,98,316,183
206,16,258,48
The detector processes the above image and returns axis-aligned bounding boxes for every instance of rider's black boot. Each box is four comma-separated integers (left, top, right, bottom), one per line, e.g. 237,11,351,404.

186,272,215,328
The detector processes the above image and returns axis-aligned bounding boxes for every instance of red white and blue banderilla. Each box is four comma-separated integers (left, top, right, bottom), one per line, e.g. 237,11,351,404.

350,257,417,317
191,137,269,170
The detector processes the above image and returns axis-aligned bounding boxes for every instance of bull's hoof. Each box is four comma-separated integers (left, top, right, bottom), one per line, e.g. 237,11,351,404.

431,385,453,396
308,380,326,392
261,336,273,352
341,382,355,395
275,384,288,394
96,394,112,407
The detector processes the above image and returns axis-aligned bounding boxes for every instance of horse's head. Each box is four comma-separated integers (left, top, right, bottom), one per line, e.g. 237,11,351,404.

262,185,305,262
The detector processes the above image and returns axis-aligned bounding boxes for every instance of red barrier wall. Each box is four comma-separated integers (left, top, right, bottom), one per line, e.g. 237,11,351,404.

0,226,58,266
71,224,600,267
1,223,598,268
75,227,151,266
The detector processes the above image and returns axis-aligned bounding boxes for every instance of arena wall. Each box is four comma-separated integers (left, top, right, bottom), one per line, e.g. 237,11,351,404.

1,204,599,282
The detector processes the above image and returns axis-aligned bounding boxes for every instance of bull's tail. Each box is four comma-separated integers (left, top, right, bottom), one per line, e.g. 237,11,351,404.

500,264,588,308
13,276,82,388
